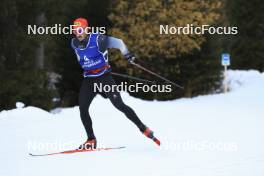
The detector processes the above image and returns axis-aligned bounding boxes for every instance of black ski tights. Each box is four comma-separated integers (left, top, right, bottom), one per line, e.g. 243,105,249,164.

79,73,146,139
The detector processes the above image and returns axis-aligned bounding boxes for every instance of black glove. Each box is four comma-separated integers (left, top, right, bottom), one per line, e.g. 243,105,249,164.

125,53,136,64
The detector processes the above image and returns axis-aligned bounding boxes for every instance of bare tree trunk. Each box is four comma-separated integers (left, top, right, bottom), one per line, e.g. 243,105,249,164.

35,12,45,69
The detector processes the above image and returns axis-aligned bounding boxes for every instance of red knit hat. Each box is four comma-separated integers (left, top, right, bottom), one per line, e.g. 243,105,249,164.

73,18,88,35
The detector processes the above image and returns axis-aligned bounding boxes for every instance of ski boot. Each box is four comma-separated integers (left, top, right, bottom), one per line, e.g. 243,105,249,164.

78,139,97,150
142,127,161,146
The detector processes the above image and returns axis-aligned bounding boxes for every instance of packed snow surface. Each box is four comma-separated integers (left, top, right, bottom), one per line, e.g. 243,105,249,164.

1,70,264,176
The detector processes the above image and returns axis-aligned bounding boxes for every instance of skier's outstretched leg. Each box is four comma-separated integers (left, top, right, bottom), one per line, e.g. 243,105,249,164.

109,92,147,131
108,91,160,145
99,74,161,145
99,74,146,131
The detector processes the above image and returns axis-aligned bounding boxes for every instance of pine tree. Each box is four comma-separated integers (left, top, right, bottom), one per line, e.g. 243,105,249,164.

225,0,264,71
0,0,55,110
108,0,223,99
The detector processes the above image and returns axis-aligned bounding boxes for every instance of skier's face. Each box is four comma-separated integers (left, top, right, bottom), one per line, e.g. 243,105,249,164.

76,32,87,41
74,27,87,41
75,29,87,41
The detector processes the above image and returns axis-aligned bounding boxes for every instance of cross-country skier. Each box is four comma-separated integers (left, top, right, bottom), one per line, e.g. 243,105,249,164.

71,17,160,149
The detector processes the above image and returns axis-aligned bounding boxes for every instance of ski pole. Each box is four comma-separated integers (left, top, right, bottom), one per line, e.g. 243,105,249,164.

130,62,184,89
111,72,156,84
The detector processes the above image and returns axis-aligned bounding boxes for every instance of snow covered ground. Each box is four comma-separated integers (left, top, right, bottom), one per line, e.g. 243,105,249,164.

0,70,264,176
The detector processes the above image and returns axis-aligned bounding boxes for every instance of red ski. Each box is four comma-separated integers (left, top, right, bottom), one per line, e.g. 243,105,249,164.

29,146,125,157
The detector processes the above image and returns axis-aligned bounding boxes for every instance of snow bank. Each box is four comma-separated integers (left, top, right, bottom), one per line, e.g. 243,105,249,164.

0,70,264,176
227,70,264,91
